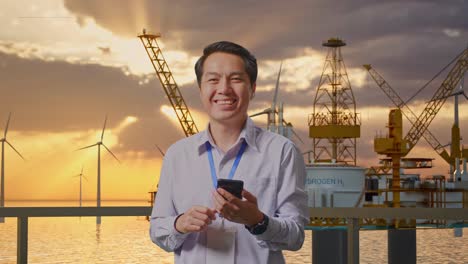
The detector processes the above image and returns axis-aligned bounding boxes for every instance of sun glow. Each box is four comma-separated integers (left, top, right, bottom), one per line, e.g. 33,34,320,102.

160,105,178,122
160,104,209,133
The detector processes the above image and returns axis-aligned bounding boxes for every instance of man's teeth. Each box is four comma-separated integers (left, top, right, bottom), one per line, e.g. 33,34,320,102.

216,99,235,105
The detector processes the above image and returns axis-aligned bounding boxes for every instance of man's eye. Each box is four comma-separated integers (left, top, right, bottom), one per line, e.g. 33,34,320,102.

208,78,218,82
231,77,242,81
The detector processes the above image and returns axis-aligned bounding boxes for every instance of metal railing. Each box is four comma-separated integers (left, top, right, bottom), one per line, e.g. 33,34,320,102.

1,207,468,264
0,206,151,264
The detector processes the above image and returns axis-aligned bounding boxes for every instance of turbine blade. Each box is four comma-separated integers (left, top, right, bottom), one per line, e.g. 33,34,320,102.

6,140,26,161
461,91,468,100
83,175,89,182
281,119,305,144
291,128,305,144
249,109,271,118
155,145,165,157
76,143,98,151
459,74,464,92
4,112,11,138
102,143,120,163
271,62,283,113
101,115,108,141
81,166,84,175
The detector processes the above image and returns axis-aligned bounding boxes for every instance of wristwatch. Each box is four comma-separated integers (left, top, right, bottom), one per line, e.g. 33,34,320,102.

245,213,269,235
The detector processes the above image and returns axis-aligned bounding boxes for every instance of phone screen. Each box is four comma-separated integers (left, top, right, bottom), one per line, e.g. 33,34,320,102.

217,179,244,199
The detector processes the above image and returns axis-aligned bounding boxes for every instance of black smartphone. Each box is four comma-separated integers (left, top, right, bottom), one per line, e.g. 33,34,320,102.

217,179,244,199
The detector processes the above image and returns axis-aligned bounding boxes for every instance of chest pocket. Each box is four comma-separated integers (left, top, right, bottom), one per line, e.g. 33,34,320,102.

254,177,276,213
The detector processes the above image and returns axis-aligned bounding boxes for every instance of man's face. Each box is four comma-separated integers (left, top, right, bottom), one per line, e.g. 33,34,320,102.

199,52,256,125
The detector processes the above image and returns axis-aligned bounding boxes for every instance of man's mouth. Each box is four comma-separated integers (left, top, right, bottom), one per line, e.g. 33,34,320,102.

214,99,237,106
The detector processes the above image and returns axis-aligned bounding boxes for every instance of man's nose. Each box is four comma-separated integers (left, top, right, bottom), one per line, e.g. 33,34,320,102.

217,77,232,93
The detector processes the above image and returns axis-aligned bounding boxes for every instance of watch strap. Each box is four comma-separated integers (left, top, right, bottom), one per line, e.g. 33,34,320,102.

245,213,269,235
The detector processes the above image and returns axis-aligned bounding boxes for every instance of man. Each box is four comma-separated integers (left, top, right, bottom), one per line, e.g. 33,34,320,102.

150,41,308,264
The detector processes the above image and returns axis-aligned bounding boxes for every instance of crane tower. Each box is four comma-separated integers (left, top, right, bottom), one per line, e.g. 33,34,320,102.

309,38,360,165
138,31,199,137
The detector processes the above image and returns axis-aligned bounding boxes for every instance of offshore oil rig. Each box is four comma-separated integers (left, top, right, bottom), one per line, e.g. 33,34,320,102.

137,30,468,264
305,38,467,264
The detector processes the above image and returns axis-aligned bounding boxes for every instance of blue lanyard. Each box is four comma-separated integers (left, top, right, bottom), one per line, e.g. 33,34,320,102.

205,140,248,189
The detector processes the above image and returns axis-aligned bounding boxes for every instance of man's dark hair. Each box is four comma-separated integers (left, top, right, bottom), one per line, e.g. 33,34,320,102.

194,41,257,87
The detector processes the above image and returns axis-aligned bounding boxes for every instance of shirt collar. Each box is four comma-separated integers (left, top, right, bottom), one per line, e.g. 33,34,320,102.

196,117,259,154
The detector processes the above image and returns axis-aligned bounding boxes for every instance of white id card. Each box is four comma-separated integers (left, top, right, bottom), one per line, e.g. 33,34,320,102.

206,220,236,264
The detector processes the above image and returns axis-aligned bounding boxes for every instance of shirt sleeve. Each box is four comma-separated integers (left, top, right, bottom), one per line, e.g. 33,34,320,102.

149,149,189,252
255,142,309,251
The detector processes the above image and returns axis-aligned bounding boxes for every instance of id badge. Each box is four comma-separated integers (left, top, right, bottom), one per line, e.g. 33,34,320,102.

206,219,236,264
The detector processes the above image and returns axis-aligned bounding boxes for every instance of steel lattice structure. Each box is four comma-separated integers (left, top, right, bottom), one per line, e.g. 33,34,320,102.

309,38,360,165
138,32,198,137
363,64,451,164
404,48,467,151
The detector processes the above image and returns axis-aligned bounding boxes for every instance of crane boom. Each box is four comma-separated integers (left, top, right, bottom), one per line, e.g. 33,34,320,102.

405,48,467,152
363,64,450,163
371,48,467,210
138,32,199,137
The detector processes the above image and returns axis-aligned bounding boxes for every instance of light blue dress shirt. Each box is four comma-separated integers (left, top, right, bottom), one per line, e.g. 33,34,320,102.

150,117,309,264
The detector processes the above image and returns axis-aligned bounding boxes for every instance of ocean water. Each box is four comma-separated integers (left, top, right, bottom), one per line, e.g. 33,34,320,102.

0,201,467,263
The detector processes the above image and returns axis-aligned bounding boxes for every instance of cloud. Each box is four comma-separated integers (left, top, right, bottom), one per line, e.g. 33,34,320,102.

61,0,467,106
62,1,467,54
0,50,192,156
64,0,160,39
97,46,111,55
443,28,461,38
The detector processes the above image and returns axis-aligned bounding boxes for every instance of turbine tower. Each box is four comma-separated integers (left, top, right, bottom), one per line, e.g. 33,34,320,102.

73,166,88,207
78,116,120,224
309,38,361,165
0,113,25,223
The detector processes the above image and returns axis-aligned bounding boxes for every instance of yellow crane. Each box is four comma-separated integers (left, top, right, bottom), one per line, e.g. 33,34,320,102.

363,64,451,164
138,30,199,137
404,48,467,151
374,47,467,208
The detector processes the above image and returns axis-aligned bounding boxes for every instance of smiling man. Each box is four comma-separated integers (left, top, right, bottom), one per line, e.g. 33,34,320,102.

149,41,309,264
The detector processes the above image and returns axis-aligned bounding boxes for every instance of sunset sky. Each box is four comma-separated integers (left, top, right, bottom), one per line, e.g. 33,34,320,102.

0,0,466,201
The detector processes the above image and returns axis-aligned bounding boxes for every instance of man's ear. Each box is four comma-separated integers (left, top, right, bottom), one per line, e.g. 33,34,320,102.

250,83,257,99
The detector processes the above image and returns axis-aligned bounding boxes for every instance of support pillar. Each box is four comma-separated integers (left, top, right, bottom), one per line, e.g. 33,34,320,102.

17,216,28,264
313,229,348,264
347,218,359,264
388,229,416,264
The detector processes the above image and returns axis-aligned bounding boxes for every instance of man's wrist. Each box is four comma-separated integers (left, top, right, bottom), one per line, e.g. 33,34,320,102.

174,213,185,234
247,210,265,227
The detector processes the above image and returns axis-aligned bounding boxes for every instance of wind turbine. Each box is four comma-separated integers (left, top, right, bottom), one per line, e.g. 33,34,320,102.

73,166,88,207
0,113,26,223
250,62,282,131
250,63,304,144
77,116,120,224
439,74,467,177
155,144,165,157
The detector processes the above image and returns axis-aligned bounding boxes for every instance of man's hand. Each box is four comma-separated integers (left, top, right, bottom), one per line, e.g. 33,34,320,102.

212,188,264,226
175,206,217,234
